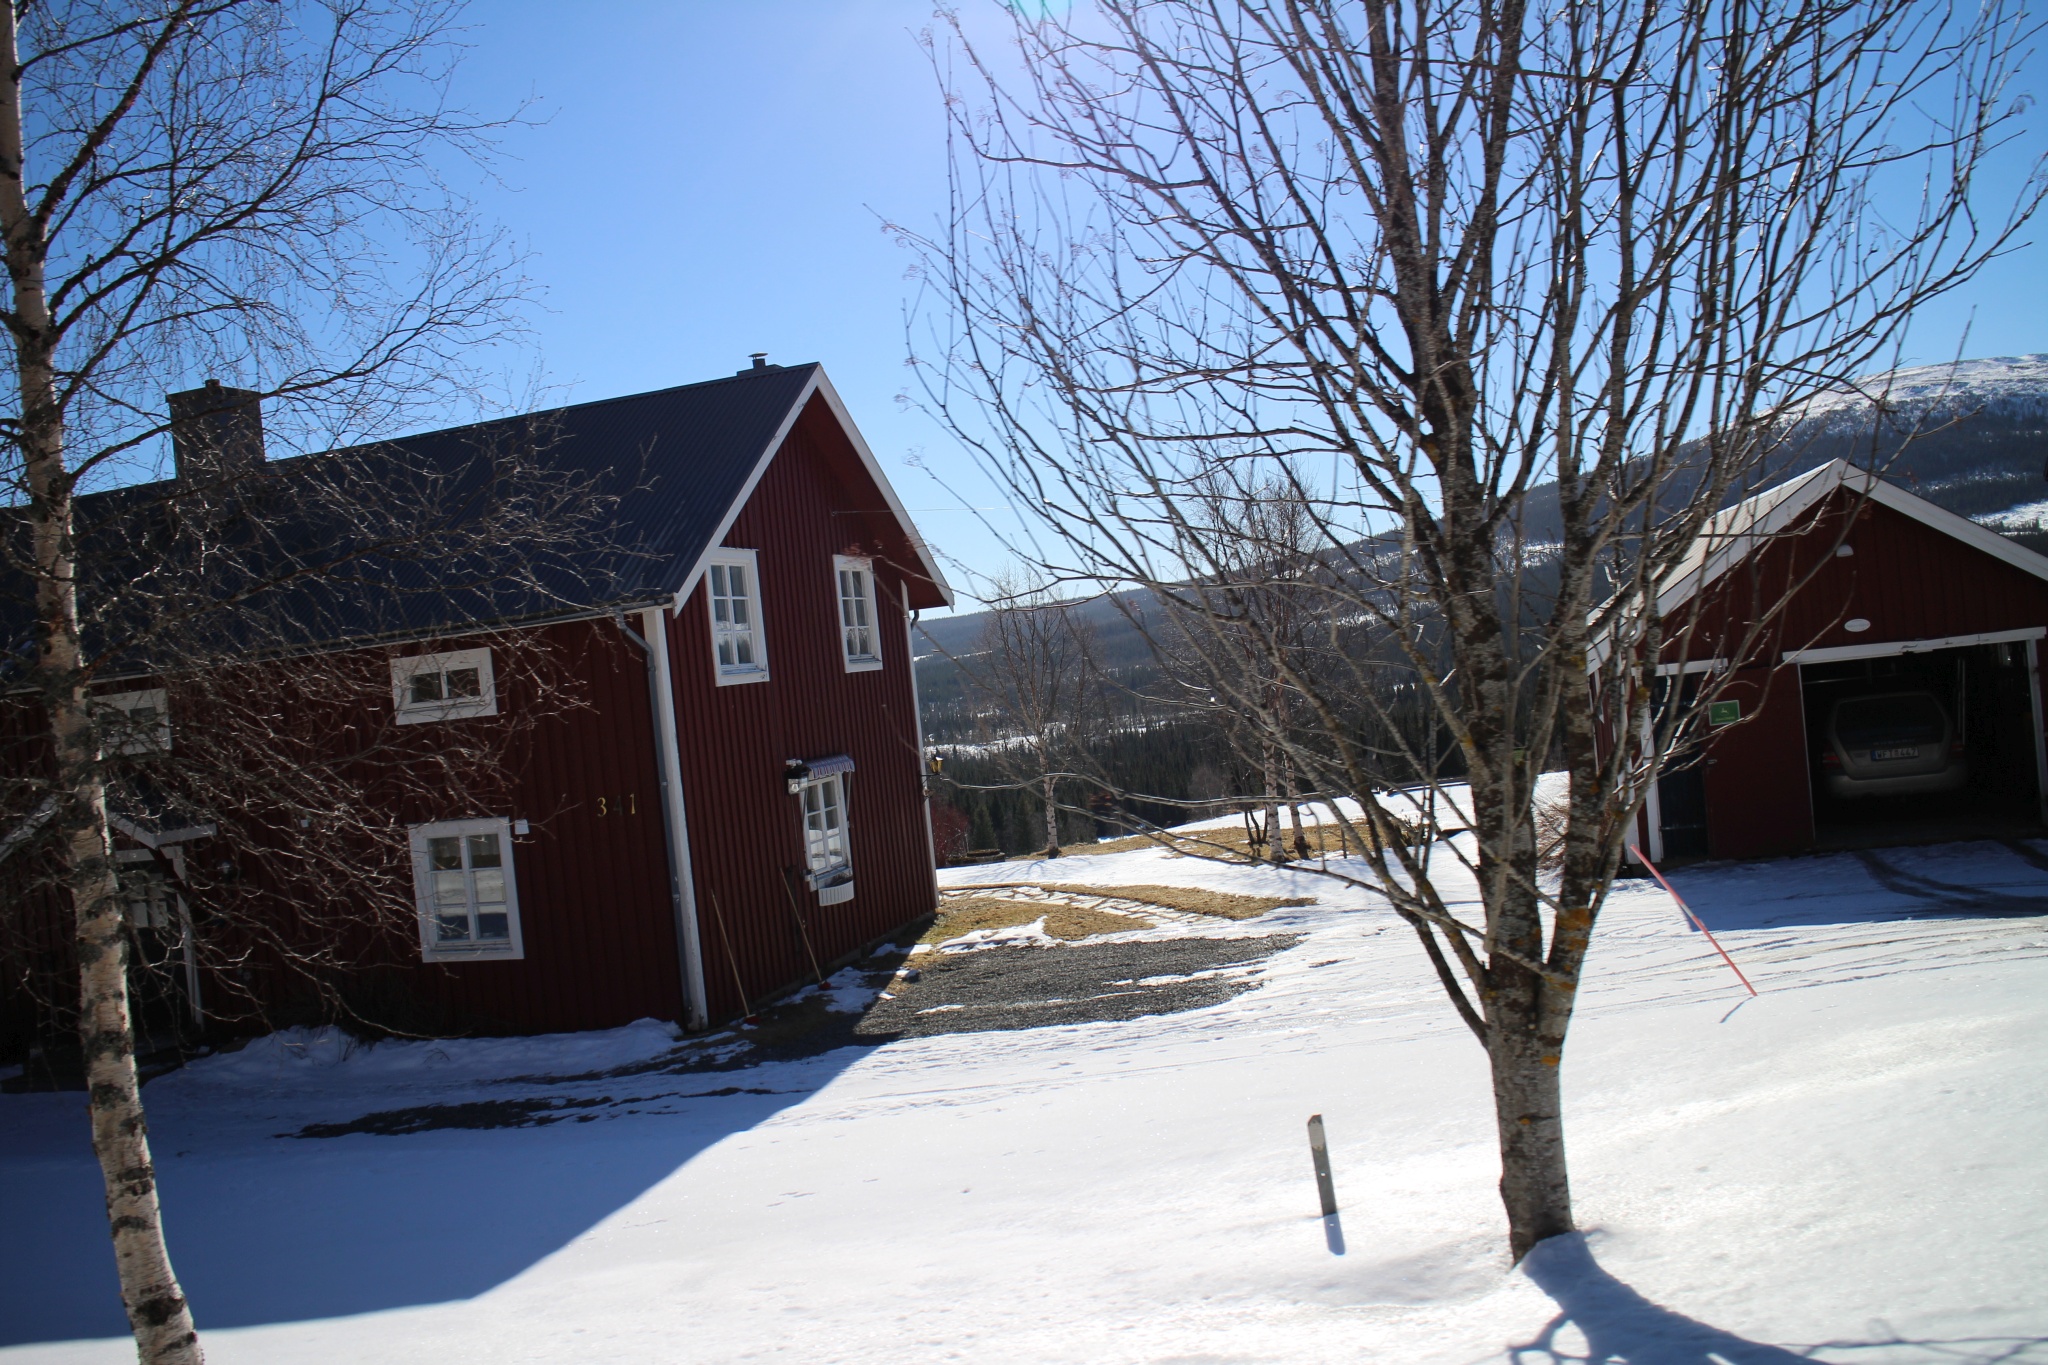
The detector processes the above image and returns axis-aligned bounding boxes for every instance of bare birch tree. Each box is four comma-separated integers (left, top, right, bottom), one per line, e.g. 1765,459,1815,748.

907,0,2041,1259
0,3,544,1359
960,573,1096,857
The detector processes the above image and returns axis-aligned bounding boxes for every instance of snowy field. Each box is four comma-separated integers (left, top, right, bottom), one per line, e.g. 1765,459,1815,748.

4,832,2047,1363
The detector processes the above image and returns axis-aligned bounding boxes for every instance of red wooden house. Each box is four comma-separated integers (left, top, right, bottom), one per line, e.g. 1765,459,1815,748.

1625,458,2048,863
1,359,952,1045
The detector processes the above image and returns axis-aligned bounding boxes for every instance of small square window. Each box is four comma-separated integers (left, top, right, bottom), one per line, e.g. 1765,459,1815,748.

392,648,498,724
411,817,523,961
95,688,171,755
706,549,769,685
834,556,883,672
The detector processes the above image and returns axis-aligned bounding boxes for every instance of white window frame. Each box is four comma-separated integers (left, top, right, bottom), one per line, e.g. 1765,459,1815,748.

97,688,171,754
114,849,176,930
391,648,498,725
706,548,770,685
834,555,883,672
410,816,525,962
797,773,854,904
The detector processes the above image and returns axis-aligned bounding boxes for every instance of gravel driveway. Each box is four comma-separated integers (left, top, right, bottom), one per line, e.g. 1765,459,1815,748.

853,933,1302,1040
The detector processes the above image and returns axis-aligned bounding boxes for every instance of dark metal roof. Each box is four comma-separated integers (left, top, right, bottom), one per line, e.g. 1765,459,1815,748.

374,361,823,609
2,363,838,670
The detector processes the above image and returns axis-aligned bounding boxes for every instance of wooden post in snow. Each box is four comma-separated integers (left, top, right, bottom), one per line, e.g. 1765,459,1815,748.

1306,1114,1338,1217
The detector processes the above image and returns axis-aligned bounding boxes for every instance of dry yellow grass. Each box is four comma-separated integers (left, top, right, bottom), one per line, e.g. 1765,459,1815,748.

1046,882,1316,920
942,882,1316,922
1061,813,1422,863
917,896,1146,947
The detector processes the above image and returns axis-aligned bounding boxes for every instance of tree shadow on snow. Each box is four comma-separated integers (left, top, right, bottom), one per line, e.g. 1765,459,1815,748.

1511,1235,2048,1364
0,1023,878,1346
1668,842,2048,932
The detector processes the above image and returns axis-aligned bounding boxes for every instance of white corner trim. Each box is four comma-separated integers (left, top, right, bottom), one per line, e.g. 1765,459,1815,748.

1863,477,2048,584
1657,459,2048,621
1781,624,2046,666
810,371,956,607
673,375,821,613
1651,461,1845,619
643,607,710,1030
671,367,956,611
906,585,938,882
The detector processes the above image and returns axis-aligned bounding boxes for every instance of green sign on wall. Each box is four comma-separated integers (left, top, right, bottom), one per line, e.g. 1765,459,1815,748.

1708,699,1742,726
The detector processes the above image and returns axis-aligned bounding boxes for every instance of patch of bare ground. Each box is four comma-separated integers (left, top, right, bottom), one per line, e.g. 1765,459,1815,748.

918,896,1148,947
1060,814,1424,863
941,883,1317,922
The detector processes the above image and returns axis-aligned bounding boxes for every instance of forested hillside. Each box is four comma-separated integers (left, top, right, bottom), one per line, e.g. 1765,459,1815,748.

916,357,2048,855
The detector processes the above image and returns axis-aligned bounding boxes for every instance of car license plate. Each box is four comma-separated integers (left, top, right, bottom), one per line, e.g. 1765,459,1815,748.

1871,746,1920,761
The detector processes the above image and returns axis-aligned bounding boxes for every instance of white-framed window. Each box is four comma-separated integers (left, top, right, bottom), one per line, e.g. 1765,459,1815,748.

797,773,854,904
409,817,524,961
834,556,883,671
96,688,171,755
114,852,175,930
391,647,497,725
706,548,769,684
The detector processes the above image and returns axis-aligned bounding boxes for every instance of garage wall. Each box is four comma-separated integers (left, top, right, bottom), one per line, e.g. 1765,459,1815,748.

1700,667,1814,859
1664,486,2048,860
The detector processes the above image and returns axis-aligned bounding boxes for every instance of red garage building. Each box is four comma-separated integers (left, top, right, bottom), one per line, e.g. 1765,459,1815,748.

1633,459,2048,863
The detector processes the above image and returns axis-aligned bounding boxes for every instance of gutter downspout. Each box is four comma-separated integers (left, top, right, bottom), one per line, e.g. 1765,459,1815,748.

618,610,710,1030
905,585,937,890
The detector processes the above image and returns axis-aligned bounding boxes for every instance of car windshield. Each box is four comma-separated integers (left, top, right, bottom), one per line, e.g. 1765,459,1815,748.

1835,694,1945,747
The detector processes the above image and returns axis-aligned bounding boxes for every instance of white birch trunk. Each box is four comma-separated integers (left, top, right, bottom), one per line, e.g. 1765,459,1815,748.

0,9,204,1359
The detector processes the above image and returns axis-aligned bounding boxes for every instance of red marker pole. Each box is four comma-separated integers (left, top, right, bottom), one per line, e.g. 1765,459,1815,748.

1629,845,1759,997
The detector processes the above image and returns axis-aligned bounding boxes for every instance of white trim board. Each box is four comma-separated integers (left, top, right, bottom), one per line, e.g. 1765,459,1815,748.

671,367,955,615
1782,625,2045,666
1661,460,2048,619
1592,459,2048,672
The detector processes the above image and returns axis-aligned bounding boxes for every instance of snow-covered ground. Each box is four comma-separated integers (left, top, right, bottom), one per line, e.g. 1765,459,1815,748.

5,833,2047,1363
1977,497,2048,533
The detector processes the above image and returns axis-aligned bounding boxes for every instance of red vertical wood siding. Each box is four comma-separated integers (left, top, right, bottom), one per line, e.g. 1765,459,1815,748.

3,388,948,1043
1700,668,1814,858
401,617,685,1034
665,396,938,1021
0,616,690,1044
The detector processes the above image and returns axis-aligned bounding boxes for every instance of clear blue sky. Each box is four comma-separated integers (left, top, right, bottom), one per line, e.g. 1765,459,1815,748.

450,2,2046,614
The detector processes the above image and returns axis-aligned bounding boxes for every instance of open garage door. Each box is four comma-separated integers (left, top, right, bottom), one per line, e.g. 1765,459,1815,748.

1798,632,2046,850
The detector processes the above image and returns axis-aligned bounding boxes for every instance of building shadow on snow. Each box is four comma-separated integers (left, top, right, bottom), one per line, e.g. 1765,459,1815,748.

1511,1235,2048,1364
0,1019,879,1346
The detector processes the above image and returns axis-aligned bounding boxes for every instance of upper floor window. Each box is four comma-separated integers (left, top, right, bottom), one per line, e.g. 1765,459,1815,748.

391,648,497,725
835,556,882,672
707,548,769,684
410,816,523,961
96,688,171,754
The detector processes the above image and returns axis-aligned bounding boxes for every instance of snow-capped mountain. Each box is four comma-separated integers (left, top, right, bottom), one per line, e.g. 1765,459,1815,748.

1772,355,2048,542
1789,353,2048,424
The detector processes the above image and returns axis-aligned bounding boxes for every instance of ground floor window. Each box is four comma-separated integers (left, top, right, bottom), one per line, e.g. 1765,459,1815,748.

410,817,524,961
797,773,855,904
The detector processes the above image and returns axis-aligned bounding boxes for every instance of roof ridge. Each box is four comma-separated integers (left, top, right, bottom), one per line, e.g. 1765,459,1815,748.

366,360,822,450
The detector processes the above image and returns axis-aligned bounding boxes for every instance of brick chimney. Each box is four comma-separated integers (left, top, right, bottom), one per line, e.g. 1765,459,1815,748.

168,380,265,481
